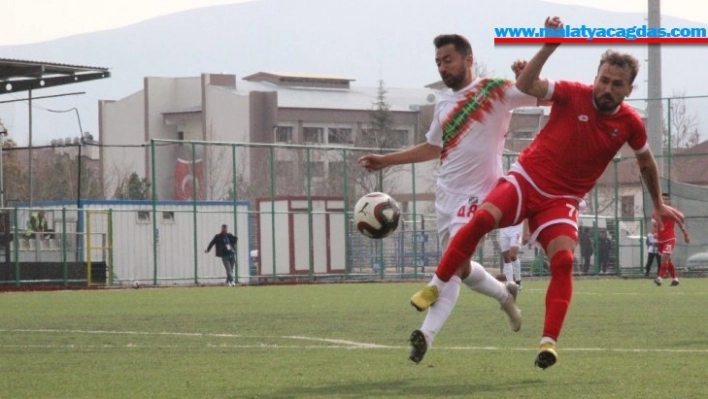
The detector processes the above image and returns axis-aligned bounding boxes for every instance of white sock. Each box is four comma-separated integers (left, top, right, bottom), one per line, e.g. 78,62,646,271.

503,262,513,283
462,261,508,303
513,259,522,282
428,274,446,292
421,276,461,346
540,336,556,346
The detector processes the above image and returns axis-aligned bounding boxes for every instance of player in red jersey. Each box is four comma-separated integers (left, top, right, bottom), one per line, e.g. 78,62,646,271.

654,192,690,286
408,16,684,370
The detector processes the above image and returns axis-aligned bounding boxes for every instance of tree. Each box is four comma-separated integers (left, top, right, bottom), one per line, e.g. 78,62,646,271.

664,90,700,150
201,123,234,200
1,139,28,204
113,172,151,200
31,147,103,202
473,60,492,79
356,80,401,195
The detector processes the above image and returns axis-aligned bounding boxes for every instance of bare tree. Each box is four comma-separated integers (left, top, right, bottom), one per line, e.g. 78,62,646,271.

473,60,493,79
661,91,702,183
355,80,402,196
2,139,28,204
665,90,700,150
200,122,234,200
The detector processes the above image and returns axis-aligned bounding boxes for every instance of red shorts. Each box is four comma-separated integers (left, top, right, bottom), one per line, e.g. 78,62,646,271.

483,172,582,249
657,239,675,255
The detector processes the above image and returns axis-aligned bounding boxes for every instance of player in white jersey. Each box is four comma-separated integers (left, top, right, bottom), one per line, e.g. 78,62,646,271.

358,34,535,364
499,222,526,289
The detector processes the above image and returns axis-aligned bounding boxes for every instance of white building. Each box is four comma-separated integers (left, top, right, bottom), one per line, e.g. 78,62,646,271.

99,72,442,205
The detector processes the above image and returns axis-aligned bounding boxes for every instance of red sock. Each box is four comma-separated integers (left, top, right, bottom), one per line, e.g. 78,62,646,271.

435,209,496,282
543,250,574,341
657,263,667,278
668,262,677,279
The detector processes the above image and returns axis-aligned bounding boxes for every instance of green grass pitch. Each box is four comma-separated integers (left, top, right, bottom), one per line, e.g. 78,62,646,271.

1,278,706,398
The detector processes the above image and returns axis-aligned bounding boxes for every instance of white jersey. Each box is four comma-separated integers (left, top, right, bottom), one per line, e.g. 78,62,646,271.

426,78,536,196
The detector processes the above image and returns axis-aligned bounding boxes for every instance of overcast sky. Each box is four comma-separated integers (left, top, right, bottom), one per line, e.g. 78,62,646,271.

1,0,706,45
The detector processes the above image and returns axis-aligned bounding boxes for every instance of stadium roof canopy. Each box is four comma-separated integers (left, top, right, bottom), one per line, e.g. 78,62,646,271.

0,58,110,94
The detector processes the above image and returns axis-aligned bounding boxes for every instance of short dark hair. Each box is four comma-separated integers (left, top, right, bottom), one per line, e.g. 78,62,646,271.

598,50,639,85
434,34,473,58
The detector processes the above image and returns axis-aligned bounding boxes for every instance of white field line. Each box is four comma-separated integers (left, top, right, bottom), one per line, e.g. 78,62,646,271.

1,328,707,353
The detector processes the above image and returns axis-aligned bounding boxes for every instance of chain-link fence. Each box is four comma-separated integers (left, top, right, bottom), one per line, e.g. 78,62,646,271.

2,94,708,287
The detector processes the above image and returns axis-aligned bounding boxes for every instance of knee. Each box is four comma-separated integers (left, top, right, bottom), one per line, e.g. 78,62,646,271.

550,250,574,276
456,261,472,280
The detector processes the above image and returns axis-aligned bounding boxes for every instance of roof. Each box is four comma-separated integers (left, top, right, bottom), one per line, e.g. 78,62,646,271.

230,79,438,112
0,58,110,94
242,71,356,90
243,71,355,82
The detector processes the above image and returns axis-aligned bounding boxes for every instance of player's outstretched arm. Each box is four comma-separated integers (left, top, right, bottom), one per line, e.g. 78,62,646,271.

636,149,684,230
515,16,563,99
357,142,441,172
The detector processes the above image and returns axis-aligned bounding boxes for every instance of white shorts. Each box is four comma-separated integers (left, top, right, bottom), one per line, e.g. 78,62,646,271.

499,223,523,252
435,187,486,249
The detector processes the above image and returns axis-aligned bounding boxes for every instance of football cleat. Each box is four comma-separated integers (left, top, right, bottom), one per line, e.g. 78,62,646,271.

535,342,558,370
501,282,522,332
410,285,439,312
408,329,429,364
670,280,679,286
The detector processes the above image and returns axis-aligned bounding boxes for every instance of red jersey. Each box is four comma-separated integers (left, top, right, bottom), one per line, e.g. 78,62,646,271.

653,214,677,242
517,81,647,197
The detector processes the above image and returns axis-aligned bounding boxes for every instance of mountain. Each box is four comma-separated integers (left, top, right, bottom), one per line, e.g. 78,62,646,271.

1,0,707,145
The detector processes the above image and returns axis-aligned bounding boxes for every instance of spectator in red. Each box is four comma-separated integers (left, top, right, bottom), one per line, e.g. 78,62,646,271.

654,193,690,286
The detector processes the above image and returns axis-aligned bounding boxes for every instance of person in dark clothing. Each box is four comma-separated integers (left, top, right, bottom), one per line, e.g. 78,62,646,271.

644,224,661,277
598,230,612,274
205,224,238,286
578,227,594,274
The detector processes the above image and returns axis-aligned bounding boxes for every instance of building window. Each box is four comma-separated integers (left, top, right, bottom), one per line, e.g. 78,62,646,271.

621,195,635,219
137,211,151,223
360,128,409,149
275,126,293,143
162,211,175,223
328,128,353,145
303,127,324,144
510,130,534,140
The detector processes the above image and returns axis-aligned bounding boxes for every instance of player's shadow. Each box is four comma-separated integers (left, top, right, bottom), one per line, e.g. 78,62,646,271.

269,379,545,398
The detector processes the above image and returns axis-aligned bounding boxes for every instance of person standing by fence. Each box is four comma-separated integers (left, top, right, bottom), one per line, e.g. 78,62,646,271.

205,224,238,286
500,222,527,289
644,224,661,277
598,230,612,274
578,227,594,274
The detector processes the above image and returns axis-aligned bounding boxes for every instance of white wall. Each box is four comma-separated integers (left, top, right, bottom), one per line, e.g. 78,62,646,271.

82,201,251,285
100,92,146,198
258,198,346,276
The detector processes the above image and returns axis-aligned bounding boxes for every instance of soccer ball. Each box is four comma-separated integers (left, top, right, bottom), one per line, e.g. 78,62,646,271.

132,280,140,289
353,192,401,239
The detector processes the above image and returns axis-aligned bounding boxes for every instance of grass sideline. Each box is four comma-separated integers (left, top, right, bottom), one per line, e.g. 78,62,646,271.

0,279,706,398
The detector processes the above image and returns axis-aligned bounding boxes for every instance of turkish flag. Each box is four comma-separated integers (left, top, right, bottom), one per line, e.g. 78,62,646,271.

174,158,205,200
